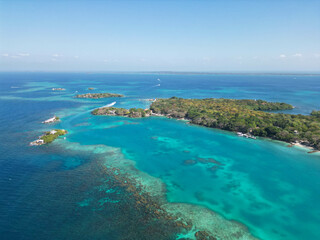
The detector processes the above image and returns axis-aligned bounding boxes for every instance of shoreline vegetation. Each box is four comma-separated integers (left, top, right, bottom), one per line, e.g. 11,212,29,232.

30,129,67,146
76,92,124,99
92,97,320,151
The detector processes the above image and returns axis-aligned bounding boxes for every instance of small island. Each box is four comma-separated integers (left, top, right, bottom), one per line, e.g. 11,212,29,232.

42,116,60,124
30,129,67,146
93,107,152,118
76,92,124,99
92,97,320,150
88,87,95,90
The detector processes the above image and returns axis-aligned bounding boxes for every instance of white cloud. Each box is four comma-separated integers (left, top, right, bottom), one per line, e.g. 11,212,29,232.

1,53,30,58
292,53,302,57
279,54,286,58
314,53,320,58
74,55,79,59
52,54,62,58
18,53,30,57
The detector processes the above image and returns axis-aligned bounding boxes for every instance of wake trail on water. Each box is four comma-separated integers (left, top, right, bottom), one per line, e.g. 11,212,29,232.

62,102,117,129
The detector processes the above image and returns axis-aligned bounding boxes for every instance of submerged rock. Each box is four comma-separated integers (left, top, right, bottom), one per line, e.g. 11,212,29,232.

183,160,197,166
197,157,223,165
195,230,217,240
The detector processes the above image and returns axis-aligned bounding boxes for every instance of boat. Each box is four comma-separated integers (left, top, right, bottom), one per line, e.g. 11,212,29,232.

52,88,66,91
237,132,256,139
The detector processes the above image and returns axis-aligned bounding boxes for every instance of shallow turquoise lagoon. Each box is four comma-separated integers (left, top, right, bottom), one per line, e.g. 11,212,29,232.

64,111,320,240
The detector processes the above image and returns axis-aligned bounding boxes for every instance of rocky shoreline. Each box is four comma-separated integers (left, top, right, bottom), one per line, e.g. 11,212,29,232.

287,142,319,153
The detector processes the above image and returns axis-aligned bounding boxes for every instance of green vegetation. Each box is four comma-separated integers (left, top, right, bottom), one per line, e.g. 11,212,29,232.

150,98,320,149
92,97,320,150
92,107,151,118
40,129,67,144
225,99,293,111
76,93,124,99
311,110,320,118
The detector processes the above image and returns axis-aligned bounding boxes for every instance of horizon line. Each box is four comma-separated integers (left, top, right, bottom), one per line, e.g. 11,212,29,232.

1,70,320,76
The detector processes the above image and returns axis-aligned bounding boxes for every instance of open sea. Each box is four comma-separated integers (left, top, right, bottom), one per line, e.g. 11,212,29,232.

0,72,320,240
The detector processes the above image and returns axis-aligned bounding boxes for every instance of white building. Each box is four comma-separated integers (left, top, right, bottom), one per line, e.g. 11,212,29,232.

50,130,57,135
30,139,44,146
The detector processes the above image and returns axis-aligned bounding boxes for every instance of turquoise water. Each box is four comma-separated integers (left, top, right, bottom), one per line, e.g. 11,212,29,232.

65,114,320,240
1,73,320,240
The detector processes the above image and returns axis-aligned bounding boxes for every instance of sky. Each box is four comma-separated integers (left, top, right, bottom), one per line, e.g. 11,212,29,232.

0,0,320,72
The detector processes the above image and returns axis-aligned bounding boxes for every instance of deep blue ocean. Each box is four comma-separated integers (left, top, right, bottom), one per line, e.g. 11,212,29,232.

0,73,320,240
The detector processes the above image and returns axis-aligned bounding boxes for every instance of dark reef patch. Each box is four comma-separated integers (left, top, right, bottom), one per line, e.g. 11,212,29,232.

183,159,197,165
2,155,192,240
